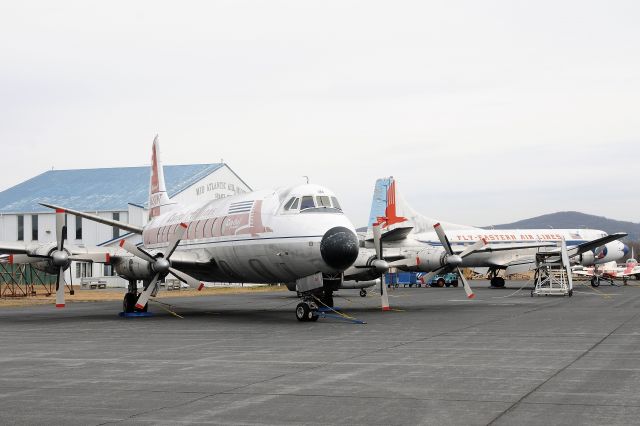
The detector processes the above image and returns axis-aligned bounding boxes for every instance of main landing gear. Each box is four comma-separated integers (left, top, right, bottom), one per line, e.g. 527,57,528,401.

296,301,319,322
359,289,367,297
295,290,334,322
122,280,147,314
489,269,505,288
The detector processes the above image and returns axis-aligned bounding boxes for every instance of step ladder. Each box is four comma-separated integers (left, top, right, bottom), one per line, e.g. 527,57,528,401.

532,238,573,297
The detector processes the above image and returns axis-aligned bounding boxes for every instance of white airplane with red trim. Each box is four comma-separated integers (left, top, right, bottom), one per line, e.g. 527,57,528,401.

353,177,628,292
573,250,639,286
2,137,362,321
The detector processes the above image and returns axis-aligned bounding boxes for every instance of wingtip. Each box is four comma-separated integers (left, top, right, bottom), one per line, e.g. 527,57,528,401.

198,283,204,291
55,304,65,308
468,294,476,299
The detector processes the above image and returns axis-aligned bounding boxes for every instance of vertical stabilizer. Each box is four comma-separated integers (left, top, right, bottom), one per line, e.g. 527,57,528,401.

149,135,177,220
366,176,475,235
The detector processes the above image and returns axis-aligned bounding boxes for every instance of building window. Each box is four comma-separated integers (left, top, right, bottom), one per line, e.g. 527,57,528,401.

17,215,24,241
103,264,114,276
75,217,82,240
112,212,120,240
31,215,39,241
76,262,92,278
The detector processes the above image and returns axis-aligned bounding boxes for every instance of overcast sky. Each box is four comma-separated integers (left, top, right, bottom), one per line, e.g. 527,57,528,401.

1,1,638,227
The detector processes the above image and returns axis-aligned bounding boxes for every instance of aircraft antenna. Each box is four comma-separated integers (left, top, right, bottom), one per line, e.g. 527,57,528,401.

303,176,309,184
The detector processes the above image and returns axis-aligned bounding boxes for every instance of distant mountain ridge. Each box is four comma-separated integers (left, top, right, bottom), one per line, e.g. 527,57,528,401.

487,211,640,242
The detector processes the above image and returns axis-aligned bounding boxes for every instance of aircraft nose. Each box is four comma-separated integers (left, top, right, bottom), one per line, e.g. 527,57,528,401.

320,226,359,270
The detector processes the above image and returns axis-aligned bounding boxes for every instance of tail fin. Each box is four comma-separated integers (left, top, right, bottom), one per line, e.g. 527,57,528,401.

366,176,474,235
367,177,408,229
149,135,177,220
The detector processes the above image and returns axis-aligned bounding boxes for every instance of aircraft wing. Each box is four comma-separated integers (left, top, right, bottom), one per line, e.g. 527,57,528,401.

452,241,556,254
0,242,31,254
566,233,627,257
40,203,144,234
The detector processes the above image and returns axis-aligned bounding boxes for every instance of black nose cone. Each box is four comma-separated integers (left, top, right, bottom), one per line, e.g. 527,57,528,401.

320,226,359,270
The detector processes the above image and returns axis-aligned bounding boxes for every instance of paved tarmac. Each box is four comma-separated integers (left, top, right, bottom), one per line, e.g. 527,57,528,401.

1,280,640,425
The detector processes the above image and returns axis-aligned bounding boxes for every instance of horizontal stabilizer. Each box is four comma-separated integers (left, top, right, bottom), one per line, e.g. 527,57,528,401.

40,203,144,235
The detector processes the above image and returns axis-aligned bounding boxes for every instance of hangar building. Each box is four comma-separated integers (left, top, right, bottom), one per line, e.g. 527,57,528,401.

0,163,251,280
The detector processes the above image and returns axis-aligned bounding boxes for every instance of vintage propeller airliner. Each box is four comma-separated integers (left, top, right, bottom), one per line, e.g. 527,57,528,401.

3,137,360,321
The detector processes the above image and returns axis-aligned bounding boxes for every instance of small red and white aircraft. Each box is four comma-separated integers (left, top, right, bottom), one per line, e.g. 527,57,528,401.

573,249,639,286
1,137,361,321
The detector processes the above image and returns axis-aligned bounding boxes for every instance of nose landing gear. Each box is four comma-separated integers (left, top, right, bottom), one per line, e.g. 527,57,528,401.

295,302,319,322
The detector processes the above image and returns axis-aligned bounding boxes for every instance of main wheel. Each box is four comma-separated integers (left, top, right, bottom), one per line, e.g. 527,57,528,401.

123,293,137,313
296,302,313,322
591,277,600,287
491,277,505,288
359,289,367,297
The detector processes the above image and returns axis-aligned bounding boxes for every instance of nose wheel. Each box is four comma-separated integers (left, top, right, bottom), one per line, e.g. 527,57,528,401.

296,302,318,322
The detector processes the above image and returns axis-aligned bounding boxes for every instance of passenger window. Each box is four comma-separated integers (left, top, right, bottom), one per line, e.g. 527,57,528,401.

331,197,342,210
283,197,296,210
300,196,315,210
316,196,331,208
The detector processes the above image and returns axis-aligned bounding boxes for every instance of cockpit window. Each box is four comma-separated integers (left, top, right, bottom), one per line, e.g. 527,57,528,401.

331,197,341,210
283,197,296,210
291,198,299,210
316,196,331,208
300,196,315,210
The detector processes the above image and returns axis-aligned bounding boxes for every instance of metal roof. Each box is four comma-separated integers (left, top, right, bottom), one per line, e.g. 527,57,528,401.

0,164,223,213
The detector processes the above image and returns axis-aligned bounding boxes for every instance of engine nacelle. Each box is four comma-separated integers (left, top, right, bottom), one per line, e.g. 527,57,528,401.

594,241,627,264
25,243,68,275
341,279,379,290
416,248,448,272
578,251,595,266
578,241,628,265
113,257,153,280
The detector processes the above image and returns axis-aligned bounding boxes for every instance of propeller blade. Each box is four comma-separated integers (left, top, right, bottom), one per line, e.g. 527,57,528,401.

135,273,160,310
119,240,156,263
456,267,475,299
164,223,188,259
421,267,448,284
372,223,382,260
7,254,47,264
380,271,390,311
459,238,488,259
169,267,202,289
561,238,573,291
433,223,454,255
55,266,65,308
55,209,65,252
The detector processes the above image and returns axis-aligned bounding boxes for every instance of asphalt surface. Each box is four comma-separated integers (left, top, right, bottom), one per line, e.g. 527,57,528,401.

1,280,640,425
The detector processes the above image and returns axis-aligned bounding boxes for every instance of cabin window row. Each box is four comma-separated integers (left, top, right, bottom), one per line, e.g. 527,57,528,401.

145,216,241,245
